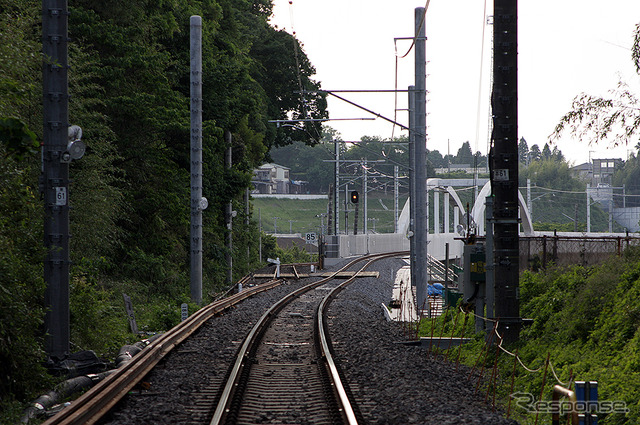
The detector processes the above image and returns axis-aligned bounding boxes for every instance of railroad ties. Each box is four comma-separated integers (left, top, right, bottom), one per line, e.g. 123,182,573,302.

42,253,403,425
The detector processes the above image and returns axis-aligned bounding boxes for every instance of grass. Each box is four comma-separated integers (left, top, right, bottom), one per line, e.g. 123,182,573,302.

251,192,408,235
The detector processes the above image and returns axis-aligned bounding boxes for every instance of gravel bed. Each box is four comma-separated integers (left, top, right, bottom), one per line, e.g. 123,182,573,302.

97,257,518,424
98,276,315,424
328,256,518,425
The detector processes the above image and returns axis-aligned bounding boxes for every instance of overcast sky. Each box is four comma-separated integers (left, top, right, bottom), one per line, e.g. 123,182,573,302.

269,0,640,165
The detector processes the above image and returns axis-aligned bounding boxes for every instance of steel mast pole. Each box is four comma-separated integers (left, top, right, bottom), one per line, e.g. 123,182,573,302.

334,140,339,235
363,160,368,234
394,165,399,232
190,15,203,304
42,0,70,360
491,0,520,342
414,7,429,314
408,85,417,296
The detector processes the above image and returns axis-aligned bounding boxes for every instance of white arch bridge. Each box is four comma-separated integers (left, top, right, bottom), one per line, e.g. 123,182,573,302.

324,178,640,268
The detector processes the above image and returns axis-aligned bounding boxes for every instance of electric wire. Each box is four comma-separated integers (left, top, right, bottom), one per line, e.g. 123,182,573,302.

473,0,490,192
287,0,323,142
459,306,571,385
392,0,431,140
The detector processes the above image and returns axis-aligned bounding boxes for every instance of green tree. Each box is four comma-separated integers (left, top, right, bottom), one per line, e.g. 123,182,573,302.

250,25,327,148
270,140,334,193
551,146,565,162
554,23,640,146
542,143,552,160
518,137,529,164
427,149,445,169
613,151,640,206
455,141,474,165
0,3,51,412
529,144,542,162
520,158,583,191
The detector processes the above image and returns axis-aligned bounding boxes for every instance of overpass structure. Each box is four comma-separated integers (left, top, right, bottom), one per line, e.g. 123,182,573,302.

324,178,640,267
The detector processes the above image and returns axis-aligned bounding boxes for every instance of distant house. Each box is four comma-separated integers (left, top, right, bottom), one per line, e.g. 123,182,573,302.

591,158,622,187
570,162,592,181
252,163,307,194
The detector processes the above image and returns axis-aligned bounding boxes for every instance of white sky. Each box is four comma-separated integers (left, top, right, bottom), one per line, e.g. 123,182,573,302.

269,0,640,165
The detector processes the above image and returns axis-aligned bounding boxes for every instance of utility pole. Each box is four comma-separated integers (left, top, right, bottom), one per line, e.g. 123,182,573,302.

245,188,250,261
327,184,333,235
42,0,70,360
414,7,429,314
408,85,417,300
527,178,532,217
190,15,205,304
225,131,233,286
334,141,340,235
354,198,359,235
258,208,262,262
344,183,349,234
587,184,591,233
394,165,399,232
491,0,520,342
363,160,368,234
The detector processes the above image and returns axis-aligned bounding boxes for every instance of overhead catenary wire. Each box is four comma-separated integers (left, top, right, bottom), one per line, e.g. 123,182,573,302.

286,0,323,142
391,0,431,140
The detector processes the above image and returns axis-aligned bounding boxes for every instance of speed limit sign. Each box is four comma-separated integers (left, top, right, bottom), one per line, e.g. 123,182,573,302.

305,232,317,244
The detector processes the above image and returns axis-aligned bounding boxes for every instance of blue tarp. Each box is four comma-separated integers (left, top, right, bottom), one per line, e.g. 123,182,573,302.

428,283,445,296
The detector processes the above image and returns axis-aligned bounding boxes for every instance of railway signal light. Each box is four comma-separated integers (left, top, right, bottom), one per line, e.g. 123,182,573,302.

350,190,359,204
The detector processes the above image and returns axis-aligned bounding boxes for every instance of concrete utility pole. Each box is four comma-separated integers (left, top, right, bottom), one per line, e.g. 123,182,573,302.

190,15,205,304
225,131,233,286
334,141,340,235
327,184,333,235
258,208,262,262
394,165,399,232
408,85,417,299
587,184,591,233
42,0,70,360
344,183,349,234
491,0,520,342
414,7,429,313
363,160,368,234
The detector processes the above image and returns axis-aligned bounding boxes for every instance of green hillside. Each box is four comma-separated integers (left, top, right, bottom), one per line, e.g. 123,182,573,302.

251,193,408,235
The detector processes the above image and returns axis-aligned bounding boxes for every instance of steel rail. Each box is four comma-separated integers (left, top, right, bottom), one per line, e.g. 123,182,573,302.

43,279,284,425
211,251,407,425
317,252,406,425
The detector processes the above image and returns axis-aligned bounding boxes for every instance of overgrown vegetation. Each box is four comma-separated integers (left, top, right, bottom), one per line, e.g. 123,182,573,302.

0,0,326,419
420,248,640,425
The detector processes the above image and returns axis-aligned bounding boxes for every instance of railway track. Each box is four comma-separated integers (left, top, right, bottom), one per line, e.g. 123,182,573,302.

42,252,405,425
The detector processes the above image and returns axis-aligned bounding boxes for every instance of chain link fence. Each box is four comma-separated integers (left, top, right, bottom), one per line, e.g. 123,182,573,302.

520,234,640,271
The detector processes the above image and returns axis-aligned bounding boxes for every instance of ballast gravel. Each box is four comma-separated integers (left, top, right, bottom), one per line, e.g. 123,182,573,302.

97,258,518,424
327,256,518,425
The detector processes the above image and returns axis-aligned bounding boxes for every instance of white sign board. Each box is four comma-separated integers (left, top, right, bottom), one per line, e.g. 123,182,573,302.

181,303,188,322
55,187,67,206
305,232,317,244
493,169,509,181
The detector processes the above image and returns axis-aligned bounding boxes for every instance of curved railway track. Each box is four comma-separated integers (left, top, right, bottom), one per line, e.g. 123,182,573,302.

43,252,405,425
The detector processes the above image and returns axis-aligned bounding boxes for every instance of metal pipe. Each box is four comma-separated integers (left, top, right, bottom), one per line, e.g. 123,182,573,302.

551,385,578,425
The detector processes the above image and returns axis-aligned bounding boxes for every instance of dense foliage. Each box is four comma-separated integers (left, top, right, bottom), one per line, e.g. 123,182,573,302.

422,248,640,424
0,0,326,416
510,249,640,424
